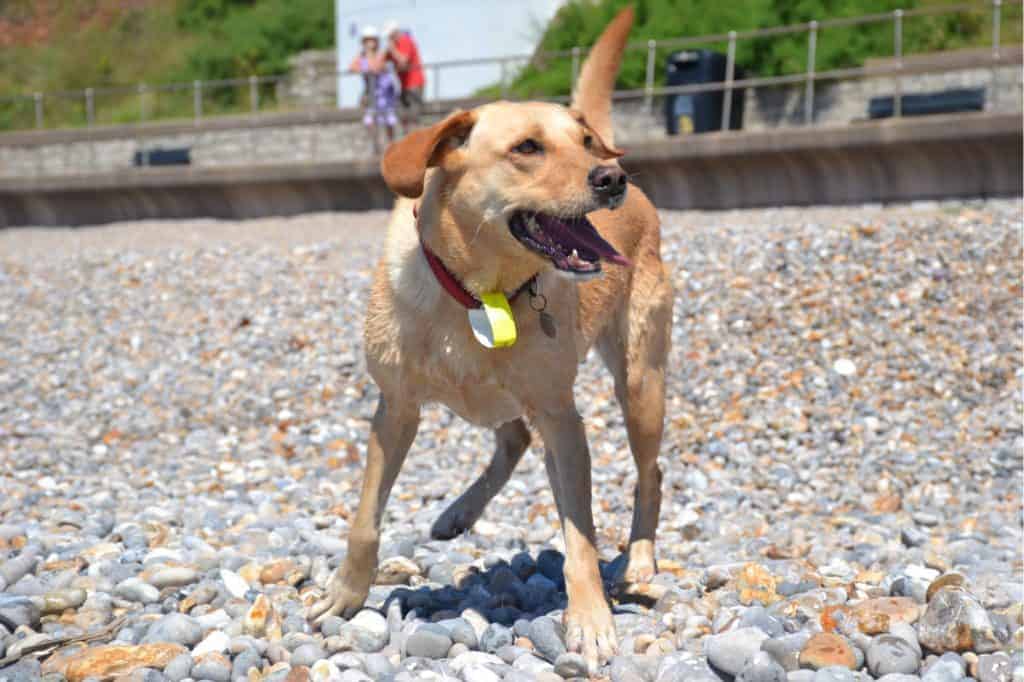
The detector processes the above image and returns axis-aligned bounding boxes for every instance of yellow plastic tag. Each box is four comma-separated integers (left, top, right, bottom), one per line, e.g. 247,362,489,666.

468,292,517,348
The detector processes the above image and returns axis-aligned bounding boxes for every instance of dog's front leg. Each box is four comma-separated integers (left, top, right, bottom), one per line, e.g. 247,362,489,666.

535,406,617,673
310,397,420,623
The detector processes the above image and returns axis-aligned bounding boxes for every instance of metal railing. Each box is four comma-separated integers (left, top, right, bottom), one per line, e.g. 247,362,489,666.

0,0,1018,136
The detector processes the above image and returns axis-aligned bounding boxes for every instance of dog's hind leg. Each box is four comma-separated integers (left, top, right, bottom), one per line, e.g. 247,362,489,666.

310,396,420,623
598,269,673,586
430,418,531,540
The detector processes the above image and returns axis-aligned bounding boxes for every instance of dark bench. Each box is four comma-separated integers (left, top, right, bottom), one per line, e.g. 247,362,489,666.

868,88,985,119
133,147,191,167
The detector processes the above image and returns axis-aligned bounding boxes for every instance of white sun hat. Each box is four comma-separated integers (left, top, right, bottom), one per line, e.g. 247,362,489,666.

361,25,380,41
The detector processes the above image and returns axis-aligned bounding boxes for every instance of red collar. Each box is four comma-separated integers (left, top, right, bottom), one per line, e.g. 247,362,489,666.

414,205,535,310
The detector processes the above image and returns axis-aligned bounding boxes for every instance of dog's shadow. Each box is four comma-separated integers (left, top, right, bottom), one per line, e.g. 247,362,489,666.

373,549,657,630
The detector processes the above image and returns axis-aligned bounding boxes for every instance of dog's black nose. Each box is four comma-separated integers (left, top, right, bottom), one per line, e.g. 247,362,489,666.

588,165,627,203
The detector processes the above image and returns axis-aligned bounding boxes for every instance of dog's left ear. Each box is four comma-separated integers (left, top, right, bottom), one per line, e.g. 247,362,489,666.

381,110,477,198
569,109,623,160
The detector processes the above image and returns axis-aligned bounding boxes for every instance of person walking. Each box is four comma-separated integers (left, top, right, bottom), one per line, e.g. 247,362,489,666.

349,26,399,154
383,21,425,130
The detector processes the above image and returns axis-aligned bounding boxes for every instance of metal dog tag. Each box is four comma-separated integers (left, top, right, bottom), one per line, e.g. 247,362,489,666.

539,311,557,339
529,279,556,339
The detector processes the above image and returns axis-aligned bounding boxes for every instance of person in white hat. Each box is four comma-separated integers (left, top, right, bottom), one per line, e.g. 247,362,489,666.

349,26,399,153
382,20,425,129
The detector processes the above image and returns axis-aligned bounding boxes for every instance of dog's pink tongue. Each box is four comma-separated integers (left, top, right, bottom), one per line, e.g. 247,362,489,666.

571,217,632,267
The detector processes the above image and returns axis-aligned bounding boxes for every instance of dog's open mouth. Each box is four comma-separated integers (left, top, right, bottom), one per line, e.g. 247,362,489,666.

508,212,630,276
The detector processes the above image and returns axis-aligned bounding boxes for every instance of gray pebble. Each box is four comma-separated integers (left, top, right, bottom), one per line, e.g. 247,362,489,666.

232,648,263,679
977,652,1012,682
162,652,194,682
363,653,397,679
115,578,160,604
610,655,655,682
512,652,555,675
438,617,478,649
191,654,231,682
868,635,921,676
705,627,770,676
404,624,452,659
344,609,389,653
320,615,345,637
142,613,203,647
553,652,588,678
762,632,812,672
0,594,40,629
0,659,42,682
740,606,785,638
787,672,816,682
737,651,788,682
918,589,1001,654
811,667,857,682
900,527,928,548
480,623,513,653
529,617,567,662
922,653,967,682
291,642,328,667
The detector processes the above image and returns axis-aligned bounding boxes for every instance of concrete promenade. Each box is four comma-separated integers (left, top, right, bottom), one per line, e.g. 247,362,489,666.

0,112,1020,227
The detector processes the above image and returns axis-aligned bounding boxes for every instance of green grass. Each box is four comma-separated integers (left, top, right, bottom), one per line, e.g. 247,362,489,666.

0,0,332,131
0,0,1018,131
0,1,199,129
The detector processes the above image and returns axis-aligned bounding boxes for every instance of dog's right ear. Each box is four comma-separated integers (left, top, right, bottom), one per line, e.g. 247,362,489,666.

381,110,477,198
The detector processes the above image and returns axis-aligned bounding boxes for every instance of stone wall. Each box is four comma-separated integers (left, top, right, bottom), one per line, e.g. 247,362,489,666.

0,117,378,179
2,112,1019,228
0,55,1019,180
284,50,338,107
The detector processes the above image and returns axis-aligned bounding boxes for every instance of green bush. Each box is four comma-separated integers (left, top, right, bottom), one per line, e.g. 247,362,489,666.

179,0,333,81
177,0,257,31
492,0,1016,99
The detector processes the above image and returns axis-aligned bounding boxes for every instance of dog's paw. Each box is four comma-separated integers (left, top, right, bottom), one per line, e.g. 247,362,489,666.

621,557,657,585
430,503,475,540
564,602,617,674
615,542,657,585
308,569,370,624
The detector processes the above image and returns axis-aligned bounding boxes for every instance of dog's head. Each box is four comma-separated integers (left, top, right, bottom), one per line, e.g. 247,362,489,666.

381,102,630,279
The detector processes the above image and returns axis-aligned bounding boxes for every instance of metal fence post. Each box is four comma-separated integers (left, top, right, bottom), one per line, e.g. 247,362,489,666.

721,31,737,131
433,65,441,108
991,0,1002,110
571,46,582,93
804,21,818,125
34,92,43,129
138,83,148,122
85,88,95,127
893,10,903,118
249,75,259,113
644,39,657,112
193,80,202,123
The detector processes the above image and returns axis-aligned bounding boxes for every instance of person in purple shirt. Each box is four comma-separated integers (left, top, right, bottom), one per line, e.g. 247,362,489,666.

349,26,399,154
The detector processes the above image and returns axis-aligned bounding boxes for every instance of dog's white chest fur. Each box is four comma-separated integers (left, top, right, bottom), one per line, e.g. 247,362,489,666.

364,204,580,428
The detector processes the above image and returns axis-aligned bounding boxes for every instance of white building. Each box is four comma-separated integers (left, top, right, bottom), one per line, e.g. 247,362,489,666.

335,0,564,107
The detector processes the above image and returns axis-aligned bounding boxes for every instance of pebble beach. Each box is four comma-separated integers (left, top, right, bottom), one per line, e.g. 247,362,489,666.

0,199,1020,682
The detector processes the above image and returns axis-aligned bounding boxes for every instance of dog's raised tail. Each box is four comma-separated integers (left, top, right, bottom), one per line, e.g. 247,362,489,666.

570,5,634,149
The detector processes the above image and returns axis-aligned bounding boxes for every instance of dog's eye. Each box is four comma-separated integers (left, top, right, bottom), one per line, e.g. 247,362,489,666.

512,139,542,155
583,134,593,149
